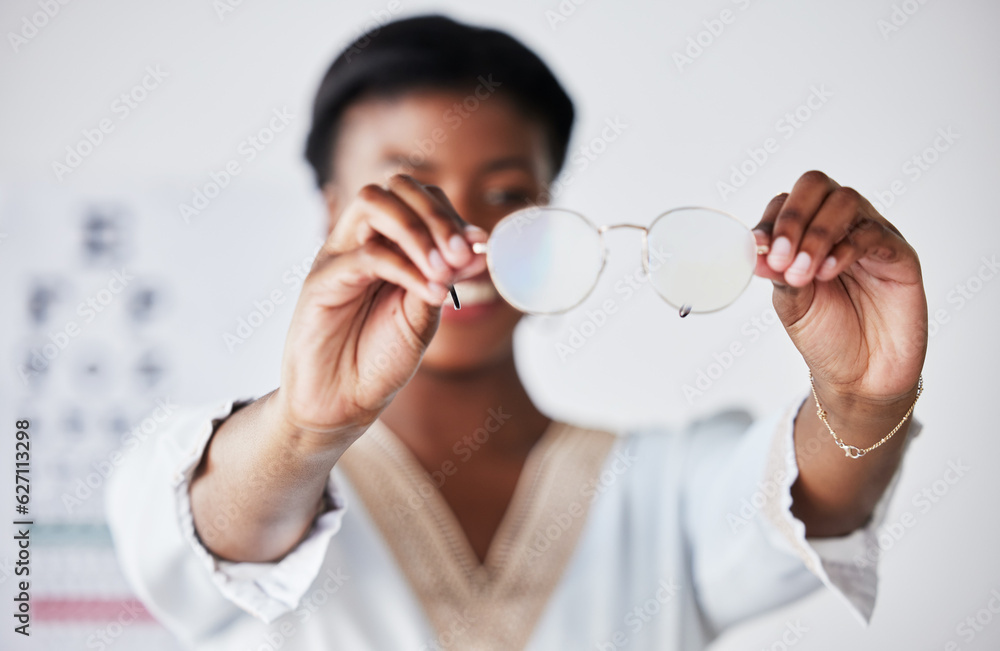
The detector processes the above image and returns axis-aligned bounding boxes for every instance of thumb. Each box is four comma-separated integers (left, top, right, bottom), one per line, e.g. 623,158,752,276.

398,281,446,351
751,193,788,285
771,279,816,329
751,193,817,326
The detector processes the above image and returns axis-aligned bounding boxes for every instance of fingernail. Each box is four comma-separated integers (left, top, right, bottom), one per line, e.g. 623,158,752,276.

449,233,469,254
752,229,770,255
427,281,447,300
768,236,792,265
788,251,812,275
821,255,837,271
464,223,487,236
428,248,447,272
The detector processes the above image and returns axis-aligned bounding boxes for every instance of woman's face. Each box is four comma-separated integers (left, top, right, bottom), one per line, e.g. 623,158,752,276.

324,89,553,372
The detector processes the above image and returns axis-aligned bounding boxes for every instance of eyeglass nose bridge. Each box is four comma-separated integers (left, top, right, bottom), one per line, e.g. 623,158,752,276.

596,223,652,276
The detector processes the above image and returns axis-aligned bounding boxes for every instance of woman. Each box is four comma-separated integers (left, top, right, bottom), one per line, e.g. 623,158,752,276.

107,14,927,650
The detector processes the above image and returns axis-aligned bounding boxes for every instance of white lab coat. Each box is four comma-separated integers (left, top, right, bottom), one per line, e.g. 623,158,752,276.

104,392,919,650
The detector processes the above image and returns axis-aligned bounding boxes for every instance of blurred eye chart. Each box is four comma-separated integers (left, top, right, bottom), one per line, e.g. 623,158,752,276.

0,182,325,649
0,185,180,650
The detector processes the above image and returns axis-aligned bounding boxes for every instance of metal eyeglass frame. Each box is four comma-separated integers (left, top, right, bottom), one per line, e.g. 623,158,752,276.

448,205,769,317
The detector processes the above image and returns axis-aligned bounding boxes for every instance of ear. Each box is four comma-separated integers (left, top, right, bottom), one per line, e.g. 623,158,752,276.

321,182,342,238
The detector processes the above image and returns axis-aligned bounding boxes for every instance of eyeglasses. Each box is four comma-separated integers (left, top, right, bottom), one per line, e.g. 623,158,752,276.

448,205,768,317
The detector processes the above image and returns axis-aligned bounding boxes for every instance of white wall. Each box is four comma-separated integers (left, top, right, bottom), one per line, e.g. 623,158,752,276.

1,0,997,649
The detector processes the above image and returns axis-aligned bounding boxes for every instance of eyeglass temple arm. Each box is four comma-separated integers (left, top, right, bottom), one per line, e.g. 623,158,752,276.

447,242,489,309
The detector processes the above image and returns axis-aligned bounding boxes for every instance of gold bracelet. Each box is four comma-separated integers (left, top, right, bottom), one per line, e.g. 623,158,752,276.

809,371,923,459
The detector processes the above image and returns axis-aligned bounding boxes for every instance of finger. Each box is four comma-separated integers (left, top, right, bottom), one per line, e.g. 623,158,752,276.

751,192,788,244
418,185,489,309
351,183,456,285
311,239,451,308
767,171,839,273
783,186,864,287
452,250,489,282
375,234,485,284
751,193,788,282
424,184,489,249
812,217,893,282
386,174,474,268
419,184,489,307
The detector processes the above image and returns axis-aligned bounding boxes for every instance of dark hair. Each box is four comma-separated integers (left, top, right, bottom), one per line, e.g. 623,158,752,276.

304,14,575,188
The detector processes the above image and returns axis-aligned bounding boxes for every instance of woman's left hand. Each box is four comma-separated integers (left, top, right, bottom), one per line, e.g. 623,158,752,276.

751,170,928,408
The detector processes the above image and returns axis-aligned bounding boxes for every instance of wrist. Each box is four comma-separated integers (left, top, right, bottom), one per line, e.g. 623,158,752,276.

807,371,922,458
810,375,921,426
263,389,367,459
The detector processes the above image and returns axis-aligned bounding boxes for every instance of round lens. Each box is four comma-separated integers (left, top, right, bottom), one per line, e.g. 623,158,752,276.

646,207,757,313
486,207,604,314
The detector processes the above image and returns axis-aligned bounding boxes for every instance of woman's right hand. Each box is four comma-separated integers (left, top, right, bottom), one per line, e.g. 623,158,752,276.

273,174,488,443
